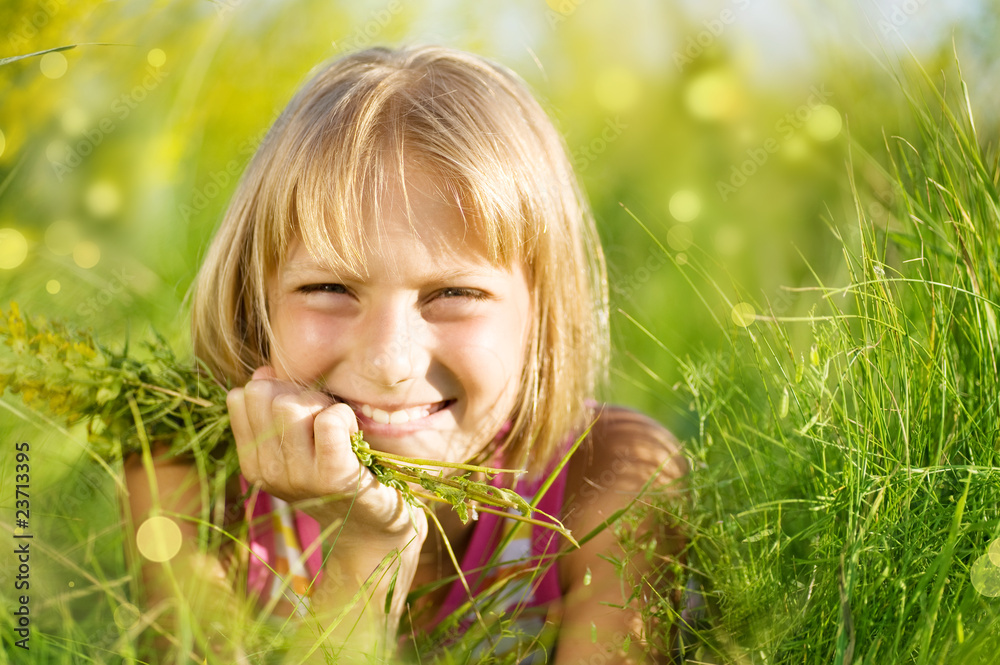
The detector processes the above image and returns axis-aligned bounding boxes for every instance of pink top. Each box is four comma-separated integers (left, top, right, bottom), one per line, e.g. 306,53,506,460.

241,479,324,605
241,461,570,630
431,461,568,627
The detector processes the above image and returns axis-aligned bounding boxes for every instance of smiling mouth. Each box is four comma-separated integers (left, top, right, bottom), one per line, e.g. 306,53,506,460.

333,398,454,425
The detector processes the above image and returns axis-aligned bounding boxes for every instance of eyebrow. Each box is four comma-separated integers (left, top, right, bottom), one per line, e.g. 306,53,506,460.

419,267,498,283
279,260,499,284
278,260,362,281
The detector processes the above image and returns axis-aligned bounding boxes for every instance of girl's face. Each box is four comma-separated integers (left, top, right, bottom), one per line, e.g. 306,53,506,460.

268,169,532,464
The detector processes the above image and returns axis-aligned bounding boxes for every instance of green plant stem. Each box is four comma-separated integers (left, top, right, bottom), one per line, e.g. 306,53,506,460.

363,447,524,475
410,489,579,546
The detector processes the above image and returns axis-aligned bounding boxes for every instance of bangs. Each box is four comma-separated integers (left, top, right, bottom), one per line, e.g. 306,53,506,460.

266,56,547,280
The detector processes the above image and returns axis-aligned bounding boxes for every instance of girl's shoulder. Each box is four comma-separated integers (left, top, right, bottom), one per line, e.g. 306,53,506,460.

558,404,687,591
564,403,687,503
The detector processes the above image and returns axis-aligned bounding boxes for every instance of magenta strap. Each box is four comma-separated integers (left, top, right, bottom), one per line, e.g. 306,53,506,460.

433,463,569,624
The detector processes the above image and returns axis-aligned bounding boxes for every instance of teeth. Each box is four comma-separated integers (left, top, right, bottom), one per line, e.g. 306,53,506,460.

355,401,446,425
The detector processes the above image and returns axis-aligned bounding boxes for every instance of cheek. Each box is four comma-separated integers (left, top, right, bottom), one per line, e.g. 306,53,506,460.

444,314,530,401
270,306,347,380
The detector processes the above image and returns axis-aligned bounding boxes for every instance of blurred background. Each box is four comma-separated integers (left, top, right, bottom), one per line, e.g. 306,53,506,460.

1,0,999,638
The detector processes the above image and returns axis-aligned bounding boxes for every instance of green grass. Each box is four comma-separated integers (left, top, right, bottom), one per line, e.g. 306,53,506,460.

3,9,1000,661
668,59,1000,663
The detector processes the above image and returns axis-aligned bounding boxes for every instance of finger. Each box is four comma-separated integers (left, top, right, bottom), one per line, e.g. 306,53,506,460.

242,373,302,452
314,407,414,536
270,390,333,491
226,386,260,483
252,365,276,381
242,376,301,485
313,403,362,491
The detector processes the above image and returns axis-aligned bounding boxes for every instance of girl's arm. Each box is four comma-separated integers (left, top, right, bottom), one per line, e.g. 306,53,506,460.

226,366,427,662
558,406,688,664
122,447,249,662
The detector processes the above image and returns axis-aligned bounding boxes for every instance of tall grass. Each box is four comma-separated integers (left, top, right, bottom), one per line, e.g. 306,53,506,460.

4,47,1000,665
669,61,1000,663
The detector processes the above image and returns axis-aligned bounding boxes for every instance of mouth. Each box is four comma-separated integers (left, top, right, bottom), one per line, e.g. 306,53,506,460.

334,397,455,426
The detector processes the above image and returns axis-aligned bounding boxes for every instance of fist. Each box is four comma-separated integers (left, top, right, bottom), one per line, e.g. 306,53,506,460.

226,367,425,544
227,366,362,502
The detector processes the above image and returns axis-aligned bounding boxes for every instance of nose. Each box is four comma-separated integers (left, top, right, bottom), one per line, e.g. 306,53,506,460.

360,299,424,387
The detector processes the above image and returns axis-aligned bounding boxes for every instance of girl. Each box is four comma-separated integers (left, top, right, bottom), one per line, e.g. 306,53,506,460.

125,44,685,663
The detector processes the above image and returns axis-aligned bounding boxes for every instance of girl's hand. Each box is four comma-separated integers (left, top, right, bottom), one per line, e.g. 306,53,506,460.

228,367,426,656
226,366,425,547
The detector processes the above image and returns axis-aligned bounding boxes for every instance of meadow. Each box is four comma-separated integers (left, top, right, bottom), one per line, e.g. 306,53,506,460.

2,1,1000,662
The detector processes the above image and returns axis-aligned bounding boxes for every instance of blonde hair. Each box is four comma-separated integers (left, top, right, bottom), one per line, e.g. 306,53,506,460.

191,45,608,475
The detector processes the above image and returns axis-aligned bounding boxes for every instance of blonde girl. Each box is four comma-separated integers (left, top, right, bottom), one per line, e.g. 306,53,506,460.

125,44,685,663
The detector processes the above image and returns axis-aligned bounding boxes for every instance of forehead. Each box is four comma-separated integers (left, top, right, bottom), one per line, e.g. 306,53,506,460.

285,167,497,280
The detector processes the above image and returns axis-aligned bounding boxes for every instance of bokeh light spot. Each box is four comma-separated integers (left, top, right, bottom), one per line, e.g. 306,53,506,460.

136,516,183,563
40,52,68,79
667,224,694,251
685,70,744,121
68,580,75,587
669,189,702,222
73,241,101,269
46,219,80,255
147,48,167,67
807,104,843,142
0,228,29,269
676,253,688,266
46,280,61,294
61,107,89,135
732,302,756,327
114,602,141,630
86,180,122,217
989,538,1000,566
594,66,640,112
971,553,1000,597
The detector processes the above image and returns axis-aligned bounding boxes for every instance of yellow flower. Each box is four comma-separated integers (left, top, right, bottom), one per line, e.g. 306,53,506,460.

7,302,27,340
20,385,39,406
72,340,98,360
49,392,70,416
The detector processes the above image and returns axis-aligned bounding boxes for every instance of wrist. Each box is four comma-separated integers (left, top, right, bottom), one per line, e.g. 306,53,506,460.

308,497,428,547
315,506,426,584
333,516,428,567
302,518,425,658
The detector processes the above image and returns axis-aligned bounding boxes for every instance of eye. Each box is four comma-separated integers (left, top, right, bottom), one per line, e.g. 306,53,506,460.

437,287,489,301
297,283,349,295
